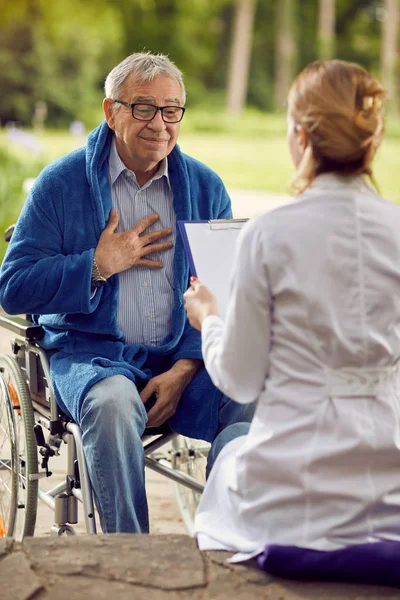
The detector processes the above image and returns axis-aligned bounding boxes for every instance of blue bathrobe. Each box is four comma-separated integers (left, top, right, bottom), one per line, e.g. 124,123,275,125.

0,121,232,441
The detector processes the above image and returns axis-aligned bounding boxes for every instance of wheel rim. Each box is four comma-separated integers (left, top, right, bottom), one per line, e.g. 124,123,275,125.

0,356,38,540
0,374,18,536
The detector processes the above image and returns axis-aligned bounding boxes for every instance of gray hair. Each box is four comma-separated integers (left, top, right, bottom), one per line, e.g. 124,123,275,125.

104,52,186,108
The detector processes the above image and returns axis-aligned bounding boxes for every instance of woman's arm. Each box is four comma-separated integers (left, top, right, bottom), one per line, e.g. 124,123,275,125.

185,219,272,403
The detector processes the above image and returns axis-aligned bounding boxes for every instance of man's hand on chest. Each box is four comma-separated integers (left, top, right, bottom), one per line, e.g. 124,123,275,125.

94,209,173,279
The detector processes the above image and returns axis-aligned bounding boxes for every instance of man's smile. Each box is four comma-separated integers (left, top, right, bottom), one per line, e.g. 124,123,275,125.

140,136,170,143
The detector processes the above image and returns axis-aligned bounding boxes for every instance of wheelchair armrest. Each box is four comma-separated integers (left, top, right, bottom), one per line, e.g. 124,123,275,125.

4,224,15,243
0,313,45,342
144,422,173,436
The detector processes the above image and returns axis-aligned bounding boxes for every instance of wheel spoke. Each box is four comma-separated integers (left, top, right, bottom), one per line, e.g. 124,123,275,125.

0,459,12,471
0,480,12,495
172,437,208,535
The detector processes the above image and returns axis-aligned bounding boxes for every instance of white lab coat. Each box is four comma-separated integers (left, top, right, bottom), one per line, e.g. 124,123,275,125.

195,173,400,555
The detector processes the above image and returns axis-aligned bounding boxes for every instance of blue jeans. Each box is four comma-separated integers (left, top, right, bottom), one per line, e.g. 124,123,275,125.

79,374,255,533
206,422,251,479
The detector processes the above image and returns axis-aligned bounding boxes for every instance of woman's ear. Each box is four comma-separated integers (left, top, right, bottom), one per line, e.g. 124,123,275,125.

288,120,309,168
296,125,308,153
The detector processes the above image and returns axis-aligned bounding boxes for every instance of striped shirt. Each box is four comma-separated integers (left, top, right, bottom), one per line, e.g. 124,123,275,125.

108,138,176,346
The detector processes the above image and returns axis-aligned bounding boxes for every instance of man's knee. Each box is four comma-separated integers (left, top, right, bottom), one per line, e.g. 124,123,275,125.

80,375,147,432
217,394,256,436
207,422,250,478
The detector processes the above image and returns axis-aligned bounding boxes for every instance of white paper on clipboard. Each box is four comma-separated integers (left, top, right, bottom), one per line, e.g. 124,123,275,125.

178,219,248,319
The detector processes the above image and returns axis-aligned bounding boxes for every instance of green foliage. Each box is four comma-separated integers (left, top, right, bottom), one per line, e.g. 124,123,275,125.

0,0,122,126
113,0,233,105
0,0,396,125
0,146,45,260
0,17,37,124
335,0,382,72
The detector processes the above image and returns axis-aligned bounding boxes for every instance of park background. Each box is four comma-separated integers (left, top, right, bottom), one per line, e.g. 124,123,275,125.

0,0,399,261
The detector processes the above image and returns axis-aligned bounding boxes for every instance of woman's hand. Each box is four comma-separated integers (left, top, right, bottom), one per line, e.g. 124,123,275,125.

183,278,218,331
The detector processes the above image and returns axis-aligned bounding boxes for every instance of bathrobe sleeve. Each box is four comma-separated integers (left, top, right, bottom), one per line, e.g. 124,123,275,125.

0,173,101,316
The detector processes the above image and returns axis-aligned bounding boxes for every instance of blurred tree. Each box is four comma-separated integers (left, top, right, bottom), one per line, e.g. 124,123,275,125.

335,0,381,71
113,0,233,105
0,0,398,122
226,0,257,114
274,0,297,109
318,0,336,59
0,0,39,125
0,0,122,126
381,0,399,116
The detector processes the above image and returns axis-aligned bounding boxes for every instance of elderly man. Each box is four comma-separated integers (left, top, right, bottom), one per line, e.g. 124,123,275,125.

0,52,254,533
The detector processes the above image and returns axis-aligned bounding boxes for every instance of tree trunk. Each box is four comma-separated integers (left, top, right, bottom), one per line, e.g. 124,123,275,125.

381,0,399,117
274,0,297,110
318,0,335,59
226,0,257,115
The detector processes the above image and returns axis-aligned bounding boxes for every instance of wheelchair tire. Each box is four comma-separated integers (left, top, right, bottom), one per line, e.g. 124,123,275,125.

0,354,38,539
171,436,209,535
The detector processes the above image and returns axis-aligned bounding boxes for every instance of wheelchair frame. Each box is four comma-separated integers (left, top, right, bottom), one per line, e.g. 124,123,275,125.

0,312,208,539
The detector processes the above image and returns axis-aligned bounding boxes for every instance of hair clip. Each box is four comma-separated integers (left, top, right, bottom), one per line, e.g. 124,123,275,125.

363,96,374,110
362,96,382,111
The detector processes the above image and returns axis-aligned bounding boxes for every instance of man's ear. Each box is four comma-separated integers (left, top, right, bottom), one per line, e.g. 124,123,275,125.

103,98,115,130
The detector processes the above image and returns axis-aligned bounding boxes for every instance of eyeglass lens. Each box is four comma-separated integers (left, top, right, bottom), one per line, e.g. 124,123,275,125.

132,104,184,123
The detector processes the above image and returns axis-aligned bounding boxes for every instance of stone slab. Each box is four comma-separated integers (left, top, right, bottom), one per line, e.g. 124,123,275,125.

24,534,206,591
0,536,13,558
205,551,400,600
1,534,400,600
0,551,43,600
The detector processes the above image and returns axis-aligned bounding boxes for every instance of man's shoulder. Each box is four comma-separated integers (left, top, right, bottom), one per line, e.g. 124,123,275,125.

32,147,88,198
41,147,87,179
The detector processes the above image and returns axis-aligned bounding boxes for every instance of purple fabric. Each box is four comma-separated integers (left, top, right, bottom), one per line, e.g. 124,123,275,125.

256,542,400,588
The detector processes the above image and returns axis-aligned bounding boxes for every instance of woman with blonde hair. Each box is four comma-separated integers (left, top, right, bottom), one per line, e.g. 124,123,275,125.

184,60,400,581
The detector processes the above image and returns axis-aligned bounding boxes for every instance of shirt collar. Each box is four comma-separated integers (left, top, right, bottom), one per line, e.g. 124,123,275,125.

309,172,372,193
108,136,171,189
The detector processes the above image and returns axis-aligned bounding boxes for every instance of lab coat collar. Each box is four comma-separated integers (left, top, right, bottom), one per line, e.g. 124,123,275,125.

310,172,373,193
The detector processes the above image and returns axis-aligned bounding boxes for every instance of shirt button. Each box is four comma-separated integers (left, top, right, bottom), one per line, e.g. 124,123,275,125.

147,312,152,320
142,281,148,287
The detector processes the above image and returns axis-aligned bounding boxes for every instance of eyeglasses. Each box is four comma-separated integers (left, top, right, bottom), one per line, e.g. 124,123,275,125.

112,100,185,123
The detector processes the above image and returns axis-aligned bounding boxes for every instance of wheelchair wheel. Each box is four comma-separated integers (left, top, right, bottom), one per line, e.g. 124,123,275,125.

171,436,209,535
0,355,38,539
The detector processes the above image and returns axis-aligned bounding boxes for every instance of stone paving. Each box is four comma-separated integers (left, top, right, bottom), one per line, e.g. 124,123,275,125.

2,535,400,600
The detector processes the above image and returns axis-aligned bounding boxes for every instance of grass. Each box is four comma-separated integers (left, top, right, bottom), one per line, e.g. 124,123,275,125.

1,111,399,199
180,133,294,193
0,109,399,261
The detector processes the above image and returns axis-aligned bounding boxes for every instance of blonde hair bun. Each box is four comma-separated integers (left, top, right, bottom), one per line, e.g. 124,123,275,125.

355,96,382,134
288,60,386,194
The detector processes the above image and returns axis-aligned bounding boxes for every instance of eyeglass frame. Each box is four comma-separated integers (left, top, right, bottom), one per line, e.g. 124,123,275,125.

112,99,186,123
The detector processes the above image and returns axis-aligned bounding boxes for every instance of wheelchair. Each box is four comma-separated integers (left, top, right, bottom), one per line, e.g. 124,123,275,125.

0,312,209,539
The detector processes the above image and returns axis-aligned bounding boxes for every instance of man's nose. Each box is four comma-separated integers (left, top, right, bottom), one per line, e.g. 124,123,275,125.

147,109,166,131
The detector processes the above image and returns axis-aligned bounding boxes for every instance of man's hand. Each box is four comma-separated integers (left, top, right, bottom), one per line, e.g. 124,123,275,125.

94,210,173,279
140,359,202,428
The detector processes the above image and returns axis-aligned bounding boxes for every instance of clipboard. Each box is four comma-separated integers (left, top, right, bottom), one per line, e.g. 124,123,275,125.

178,219,248,318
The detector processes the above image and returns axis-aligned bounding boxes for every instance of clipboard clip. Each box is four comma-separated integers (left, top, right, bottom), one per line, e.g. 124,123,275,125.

208,218,248,230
